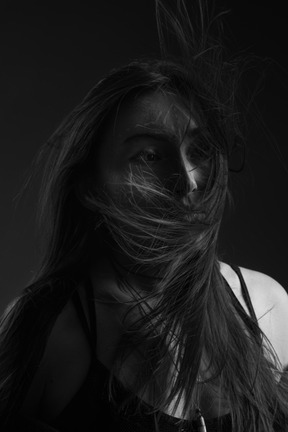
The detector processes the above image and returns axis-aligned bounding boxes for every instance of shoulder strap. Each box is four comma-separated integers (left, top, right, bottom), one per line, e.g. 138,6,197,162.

71,279,97,359
229,264,258,322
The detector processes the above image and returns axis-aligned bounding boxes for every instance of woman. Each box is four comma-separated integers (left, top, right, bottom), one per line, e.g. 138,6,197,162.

1,1,288,431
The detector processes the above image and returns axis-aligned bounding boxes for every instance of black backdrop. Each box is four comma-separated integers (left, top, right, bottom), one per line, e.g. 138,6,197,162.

1,0,287,313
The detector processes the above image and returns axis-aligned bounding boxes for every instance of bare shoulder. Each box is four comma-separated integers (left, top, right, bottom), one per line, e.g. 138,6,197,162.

21,286,91,420
239,267,288,323
228,264,288,370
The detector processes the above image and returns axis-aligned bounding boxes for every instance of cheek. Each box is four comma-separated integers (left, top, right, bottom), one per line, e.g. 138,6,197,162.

98,169,125,201
197,160,212,190
104,166,163,213
95,162,144,210
194,164,207,186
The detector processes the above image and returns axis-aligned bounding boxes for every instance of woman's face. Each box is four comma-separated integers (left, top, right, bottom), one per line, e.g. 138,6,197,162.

94,90,208,210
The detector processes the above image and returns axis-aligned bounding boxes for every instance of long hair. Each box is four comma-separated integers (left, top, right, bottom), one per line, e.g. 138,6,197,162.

0,1,287,431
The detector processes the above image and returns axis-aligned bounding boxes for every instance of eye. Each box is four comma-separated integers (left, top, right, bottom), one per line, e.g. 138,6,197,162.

132,149,161,164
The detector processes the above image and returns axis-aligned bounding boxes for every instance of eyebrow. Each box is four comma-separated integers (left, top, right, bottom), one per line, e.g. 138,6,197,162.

123,126,202,146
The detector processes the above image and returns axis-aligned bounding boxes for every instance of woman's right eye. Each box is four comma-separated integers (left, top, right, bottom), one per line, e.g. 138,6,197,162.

132,149,161,163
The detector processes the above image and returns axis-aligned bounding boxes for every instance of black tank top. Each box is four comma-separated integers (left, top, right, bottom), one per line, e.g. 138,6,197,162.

49,265,258,432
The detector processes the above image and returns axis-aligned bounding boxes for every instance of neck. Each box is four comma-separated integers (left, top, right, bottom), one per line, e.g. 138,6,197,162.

89,234,161,303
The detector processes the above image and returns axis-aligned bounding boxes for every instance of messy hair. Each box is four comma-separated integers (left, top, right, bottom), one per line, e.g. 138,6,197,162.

0,1,287,431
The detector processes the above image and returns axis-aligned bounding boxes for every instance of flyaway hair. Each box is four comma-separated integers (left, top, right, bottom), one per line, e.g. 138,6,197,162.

0,1,287,431
83,163,288,431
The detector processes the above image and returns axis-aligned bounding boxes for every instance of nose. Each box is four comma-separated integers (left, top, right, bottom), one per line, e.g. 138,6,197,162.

182,162,198,193
171,163,198,208
175,141,199,199
173,166,198,205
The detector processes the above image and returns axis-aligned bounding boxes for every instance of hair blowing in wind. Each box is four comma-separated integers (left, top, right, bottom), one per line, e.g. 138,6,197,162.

0,1,287,431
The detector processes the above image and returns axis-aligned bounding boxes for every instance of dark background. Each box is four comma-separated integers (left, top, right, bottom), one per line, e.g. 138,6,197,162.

1,1,287,313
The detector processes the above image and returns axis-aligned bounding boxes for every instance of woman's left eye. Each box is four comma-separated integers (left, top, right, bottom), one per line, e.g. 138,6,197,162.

133,149,161,163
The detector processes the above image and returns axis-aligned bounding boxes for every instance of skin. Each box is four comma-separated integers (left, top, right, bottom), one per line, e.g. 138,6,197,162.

92,90,210,281
94,90,208,207
21,90,288,422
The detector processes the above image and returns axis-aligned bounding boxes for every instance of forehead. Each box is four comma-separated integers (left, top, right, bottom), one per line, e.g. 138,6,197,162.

106,90,198,144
